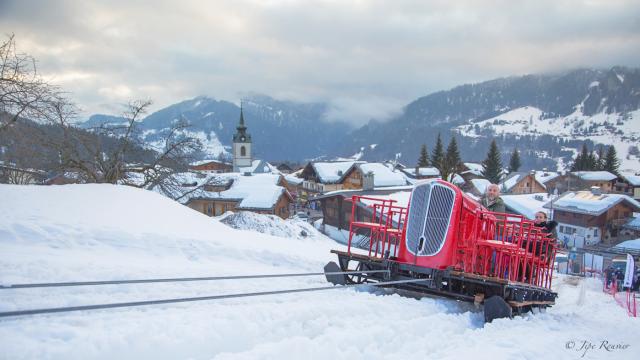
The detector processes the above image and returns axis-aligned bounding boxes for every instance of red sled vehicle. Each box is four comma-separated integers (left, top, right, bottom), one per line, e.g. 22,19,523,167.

324,179,558,322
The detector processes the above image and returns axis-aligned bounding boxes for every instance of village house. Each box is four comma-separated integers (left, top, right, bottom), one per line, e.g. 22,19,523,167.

499,171,546,194
184,173,293,219
399,166,440,180
543,188,640,248
274,163,295,174
501,192,556,219
312,187,412,241
189,159,233,173
299,161,362,194
460,162,485,181
615,172,640,201
467,178,492,197
534,170,560,190
544,171,617,194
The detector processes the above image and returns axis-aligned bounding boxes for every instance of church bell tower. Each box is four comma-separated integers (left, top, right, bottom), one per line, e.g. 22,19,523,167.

232,104,252,172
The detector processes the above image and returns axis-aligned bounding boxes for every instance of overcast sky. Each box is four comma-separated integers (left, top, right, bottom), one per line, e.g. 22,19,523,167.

2,0,639,125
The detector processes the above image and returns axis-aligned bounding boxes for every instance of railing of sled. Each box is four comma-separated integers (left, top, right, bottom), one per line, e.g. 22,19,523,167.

346,196,557,290
465,211,557,289
346,195,407,259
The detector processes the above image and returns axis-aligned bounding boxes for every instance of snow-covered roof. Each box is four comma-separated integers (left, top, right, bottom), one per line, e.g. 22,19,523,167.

621,172,640,186
357,163,408,187
312,161,358,183
239,159,279,175
502,193,554,219
462,162,484,176
534,170,560,184
500,172,525,192
451,174,465,185
624,216,640,231
283,174,303,185
572,171,617,181
190,159,230,167
615,238,640,250
187,173,290,210
401,167,440,178
544,191,640,216
471,178,491,194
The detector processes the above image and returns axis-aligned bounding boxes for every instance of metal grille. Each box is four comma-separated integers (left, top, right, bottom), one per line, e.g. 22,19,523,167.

405,182,455,256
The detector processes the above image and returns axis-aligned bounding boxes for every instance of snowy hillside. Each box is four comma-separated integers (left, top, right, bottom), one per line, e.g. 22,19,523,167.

456,106,640,171
83,95,353,162
0,184,638,359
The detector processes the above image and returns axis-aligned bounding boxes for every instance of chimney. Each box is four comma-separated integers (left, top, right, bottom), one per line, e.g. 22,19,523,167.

363,171,374,191
590,186,602,196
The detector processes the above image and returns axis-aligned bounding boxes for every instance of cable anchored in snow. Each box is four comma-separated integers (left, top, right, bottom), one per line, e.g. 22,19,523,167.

0,270,390,290
0,278,428,319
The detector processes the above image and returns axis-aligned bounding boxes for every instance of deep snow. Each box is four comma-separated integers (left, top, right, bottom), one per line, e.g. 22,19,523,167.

0,184,638,360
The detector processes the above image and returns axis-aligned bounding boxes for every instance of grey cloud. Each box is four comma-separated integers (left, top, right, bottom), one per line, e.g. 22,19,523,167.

2,0,639,126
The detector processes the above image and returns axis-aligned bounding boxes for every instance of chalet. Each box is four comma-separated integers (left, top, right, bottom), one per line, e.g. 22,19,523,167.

184,173,293,219
615,172,640,201
467,178,491,196
313,187,412,240
299,161,361,194
544,171,617,194
341,163,410,189
499,171,546,194
189,159,233,173
543,188,640,248
621,216,640,241
399,166,440,180
501,193,555,219
275,163,295,174
534,170,560,189
460,162,484,180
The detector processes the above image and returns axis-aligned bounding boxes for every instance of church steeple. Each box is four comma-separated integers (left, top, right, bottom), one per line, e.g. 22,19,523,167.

233,102,251,143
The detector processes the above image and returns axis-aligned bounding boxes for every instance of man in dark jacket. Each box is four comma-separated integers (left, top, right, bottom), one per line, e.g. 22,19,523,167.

481,184,506,213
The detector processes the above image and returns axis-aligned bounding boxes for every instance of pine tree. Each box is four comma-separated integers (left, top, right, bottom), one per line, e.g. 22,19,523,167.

443,136,461,182
508,148,521,173
431,133,445,174
571,143,589,171
482,139,503,184
604,145,620,176
596,145,605,170
586,150,598,170
417,144,430,167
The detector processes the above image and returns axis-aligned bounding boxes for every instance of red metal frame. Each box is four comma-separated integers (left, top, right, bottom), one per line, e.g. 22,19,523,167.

345,182,557,290
347,196,407,259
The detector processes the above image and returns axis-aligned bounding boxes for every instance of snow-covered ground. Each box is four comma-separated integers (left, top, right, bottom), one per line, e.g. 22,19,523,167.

218,211,328,241
1,184,638,359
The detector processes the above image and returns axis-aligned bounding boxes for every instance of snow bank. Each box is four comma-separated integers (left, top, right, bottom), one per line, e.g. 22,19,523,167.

219,211,328,241
1,184,638,359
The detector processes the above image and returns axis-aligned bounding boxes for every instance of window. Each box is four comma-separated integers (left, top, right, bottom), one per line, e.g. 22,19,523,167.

594,229,598,236
240,146,246,156
207,204,213,216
